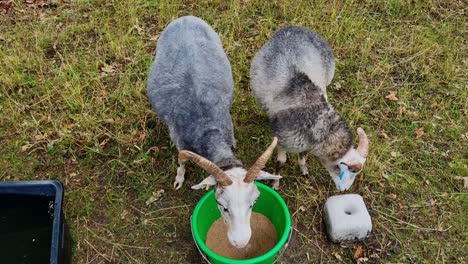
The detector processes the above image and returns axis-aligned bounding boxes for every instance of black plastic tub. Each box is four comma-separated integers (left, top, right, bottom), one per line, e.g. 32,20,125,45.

0,180,65,264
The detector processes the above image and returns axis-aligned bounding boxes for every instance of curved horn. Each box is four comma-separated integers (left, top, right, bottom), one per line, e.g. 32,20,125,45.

244,137,278,183
178,151,232,186
356,127,369,158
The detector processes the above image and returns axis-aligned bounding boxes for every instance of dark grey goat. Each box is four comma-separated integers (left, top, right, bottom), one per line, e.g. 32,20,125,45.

147,15,239,189
147,16,280,248
250,26,369,191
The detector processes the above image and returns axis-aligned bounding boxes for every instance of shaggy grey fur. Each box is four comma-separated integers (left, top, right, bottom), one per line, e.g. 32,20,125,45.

250,26,353,164
147,16,241,168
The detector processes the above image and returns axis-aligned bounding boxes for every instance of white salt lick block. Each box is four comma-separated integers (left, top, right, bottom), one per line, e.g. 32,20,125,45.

324,194,372,243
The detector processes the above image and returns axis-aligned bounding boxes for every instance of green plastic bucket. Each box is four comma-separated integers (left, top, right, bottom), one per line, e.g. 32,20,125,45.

191,182,292,264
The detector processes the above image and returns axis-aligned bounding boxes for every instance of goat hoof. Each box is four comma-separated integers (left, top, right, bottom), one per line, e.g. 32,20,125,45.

173,180,183,190
174,175,184,190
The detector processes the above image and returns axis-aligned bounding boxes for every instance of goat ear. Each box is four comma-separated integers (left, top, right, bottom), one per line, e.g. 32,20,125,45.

340,161,363,173
255,170,282,181
191,175,217,190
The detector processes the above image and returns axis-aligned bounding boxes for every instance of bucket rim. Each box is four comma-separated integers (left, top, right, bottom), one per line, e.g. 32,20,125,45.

192,182,292,263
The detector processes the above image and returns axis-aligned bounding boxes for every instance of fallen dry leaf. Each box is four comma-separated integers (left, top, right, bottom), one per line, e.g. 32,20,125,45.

380,131,389,139
64,123,75,130
380,115,390,121
149,34,159,41
334,253,343,261
121,209,129,220
354,244,363,260
99,136,111,147
397,101,406,115
21,144,32,153
382,172,390,180
415,127,425,139
0,1,13,14
138,131,146,142
128,18,144,35
33,134,46,142
150,146,159,153
132,24,144,35
454,177,468,189
461,133,468,140
385,91,398,101
100,64,115,74
104,118,114,124
145,189,164,206
25,0,58,9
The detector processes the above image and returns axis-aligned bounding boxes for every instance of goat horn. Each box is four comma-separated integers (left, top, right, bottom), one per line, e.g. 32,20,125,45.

178,151,232,186
244,137,278,183
356,127,369,158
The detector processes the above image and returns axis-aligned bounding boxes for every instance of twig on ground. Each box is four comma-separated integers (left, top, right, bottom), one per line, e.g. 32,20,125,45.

85,225,151,249
130,204,191,216
143,215,178,225
376,209,451,232
148,204,191,213
293,227,327,256
375,221,402,246
130,205,147,215
120,247,140,263
84,239,114,262
85,254,99,264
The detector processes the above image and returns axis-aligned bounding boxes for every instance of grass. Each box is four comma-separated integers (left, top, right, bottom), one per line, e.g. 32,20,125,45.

0,0,466,263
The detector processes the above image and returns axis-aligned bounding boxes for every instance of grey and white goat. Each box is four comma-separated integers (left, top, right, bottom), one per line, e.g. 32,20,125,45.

147,16,280,248
250,26,369,191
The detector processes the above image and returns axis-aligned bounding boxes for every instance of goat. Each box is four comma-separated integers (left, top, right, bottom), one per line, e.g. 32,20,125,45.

147,16,280,248
250,26,369,191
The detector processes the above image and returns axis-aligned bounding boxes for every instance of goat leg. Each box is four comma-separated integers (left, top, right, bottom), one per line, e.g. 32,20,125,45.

174,163,185,190
272,147,287,190
298,152,309,176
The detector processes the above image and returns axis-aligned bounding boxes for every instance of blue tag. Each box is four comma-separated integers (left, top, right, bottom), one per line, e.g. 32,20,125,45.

339,170,345,180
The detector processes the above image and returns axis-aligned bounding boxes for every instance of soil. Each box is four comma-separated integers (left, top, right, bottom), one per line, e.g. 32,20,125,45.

205,212,278,260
